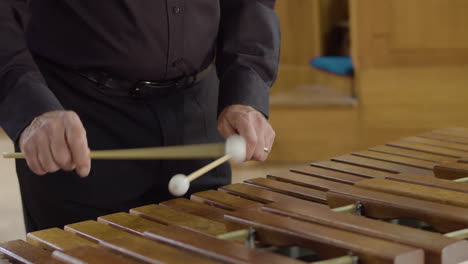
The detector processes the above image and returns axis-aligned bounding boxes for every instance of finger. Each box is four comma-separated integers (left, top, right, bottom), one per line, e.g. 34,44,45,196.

261,128,275,161
22,143,46,175
235,117,258,160
254,117,275,162
36,132,60,173
264,122,275,150
217,119,236,139
252,130,267,161
50,123,74,171
261,132,271,161
64,113,90,177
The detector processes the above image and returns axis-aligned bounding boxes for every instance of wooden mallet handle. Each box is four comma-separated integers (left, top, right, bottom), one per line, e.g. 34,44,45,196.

168,135,246,196
187,154,231,182
2,143,225,160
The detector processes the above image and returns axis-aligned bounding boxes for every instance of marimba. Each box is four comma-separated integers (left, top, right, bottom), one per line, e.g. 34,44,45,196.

2,128,468,264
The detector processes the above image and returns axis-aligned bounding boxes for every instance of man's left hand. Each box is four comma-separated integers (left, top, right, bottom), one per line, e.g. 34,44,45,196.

217,104,275,161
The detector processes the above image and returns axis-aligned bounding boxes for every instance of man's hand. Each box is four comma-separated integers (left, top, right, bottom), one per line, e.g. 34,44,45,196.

217,104,275,161
19,110,91,177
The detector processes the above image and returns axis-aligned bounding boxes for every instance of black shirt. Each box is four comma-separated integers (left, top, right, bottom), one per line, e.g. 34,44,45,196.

0,0,280,141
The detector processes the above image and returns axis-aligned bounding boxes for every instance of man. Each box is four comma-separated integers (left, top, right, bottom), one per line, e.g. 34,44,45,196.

0,0,279,232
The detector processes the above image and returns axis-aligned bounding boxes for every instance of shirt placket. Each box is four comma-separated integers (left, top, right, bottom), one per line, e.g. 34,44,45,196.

166,0,185,79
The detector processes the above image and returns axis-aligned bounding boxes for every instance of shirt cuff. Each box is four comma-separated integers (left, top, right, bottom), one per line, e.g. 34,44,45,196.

0,70,64,142
217,66,270,118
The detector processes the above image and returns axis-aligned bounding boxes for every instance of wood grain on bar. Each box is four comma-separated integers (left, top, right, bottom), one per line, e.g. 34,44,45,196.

130,204,227,236
403,137,468,152
144,225,305,264
27,227,96,251
219,183,327,208
312,160,395,178
162,197,248,231
387,141,466,158
284,165,468,194
160,198,230,223
0,240,62,264
98,213,297,264
52,246,141,264
225,210,424,264
434,162,468,180
193,188,327,224
191,190,263,211
267,171,351,191
195,186,319,215
419,133,468,145
263,201,468,264
432,128,468,139
355,178,468,208
228,174,468,233
332,154,434,176
353,150,439,170
326,185,468,232
98,212,168,236
387,173,468,193
369,145,458,163
262,171,468,219
431,128,468,138
65,220,221,264
290,166,366,184
244,177,327,203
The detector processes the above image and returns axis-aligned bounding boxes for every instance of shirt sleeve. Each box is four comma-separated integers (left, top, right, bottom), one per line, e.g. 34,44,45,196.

216,0,280,118
0,0,64,142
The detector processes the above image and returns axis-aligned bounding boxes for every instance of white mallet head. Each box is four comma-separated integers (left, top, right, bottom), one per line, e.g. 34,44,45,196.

168,174,190,196
225,135,246,163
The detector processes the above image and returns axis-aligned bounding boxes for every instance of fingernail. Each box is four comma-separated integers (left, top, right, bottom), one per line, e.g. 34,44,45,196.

77,167,90,177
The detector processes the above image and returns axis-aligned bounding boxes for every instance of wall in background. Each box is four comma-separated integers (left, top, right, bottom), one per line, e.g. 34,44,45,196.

268,0,468,162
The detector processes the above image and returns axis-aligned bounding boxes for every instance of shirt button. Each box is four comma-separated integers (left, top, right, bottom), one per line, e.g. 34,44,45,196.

173,6,181,14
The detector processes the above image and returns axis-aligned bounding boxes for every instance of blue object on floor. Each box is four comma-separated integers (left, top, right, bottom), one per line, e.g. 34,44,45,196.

310,56,354,76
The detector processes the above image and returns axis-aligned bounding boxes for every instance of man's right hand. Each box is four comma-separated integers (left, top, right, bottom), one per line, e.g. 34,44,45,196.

19,110,91,177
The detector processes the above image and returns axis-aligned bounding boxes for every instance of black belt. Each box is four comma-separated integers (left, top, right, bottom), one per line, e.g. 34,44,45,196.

79,64,214,98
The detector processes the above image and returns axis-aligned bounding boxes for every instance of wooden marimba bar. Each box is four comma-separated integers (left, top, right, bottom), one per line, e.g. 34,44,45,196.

2,128,468,264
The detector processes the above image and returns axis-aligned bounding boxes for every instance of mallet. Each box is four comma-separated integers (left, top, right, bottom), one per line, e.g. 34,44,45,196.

168,135,246,196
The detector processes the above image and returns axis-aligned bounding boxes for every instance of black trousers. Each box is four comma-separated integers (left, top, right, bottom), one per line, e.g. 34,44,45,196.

15,57,231,232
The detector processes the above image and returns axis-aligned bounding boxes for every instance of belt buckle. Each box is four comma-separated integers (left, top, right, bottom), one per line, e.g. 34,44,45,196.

130,76,191,98
130,81,152,98
130,80,175,98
